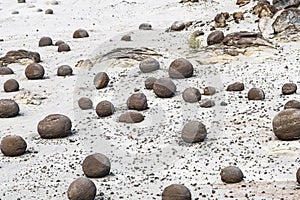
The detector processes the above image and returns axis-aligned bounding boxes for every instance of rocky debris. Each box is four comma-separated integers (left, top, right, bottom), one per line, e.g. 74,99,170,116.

127,93,148,111
73,29,89,38
82,153,111,178
200,98,215,108
25,63,45,79
237,0,250,7
170,21,186,31
181,121,207,143
0,99,19,118
203,86,216,95
0,66,14,75
214,12,229,28
12,90,46,105
248,87,265,100
297,168,300,183
145,77,157,90
38,36,53,47
0,49,41,66
207,31,224,45
45,9,53,14
3,79,19,92
78,97,93,110
0,135,27,157
153,78,176,98
57,65,73,76
139,58,160,73
272,108,300,140
221,166,244,183
58,43,71,52
94,72,109,89
162,184,191,200
284,100,300,109
282,83,297,95
121,34,131,41
182,87,201,103
169,58,194,79
139,23,152,30
233,12,244,23
37,114,72,139
96,100,115,117
253,0,276,18
119,111,144,123
226,82,245,91
273,0,300,10
67,177,96,200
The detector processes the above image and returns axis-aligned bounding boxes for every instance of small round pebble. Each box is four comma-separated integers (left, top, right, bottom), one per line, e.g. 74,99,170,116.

55,40,65,46
169,58,193,79
82,153,111,178
121,34,131,41
145,77,157,90
282,83,297,95
0,67,14,75
204,86,216,95
73,29,89,38
162,184,192,200
182,87,201,103
39,36,53,47
182,121,207,143
25,63,45,79
67,177,96,200
171,21,186,31
284,100,300,109
220,166,244,183
1,135,27,157
127,93,148,111
94,72,109,89
96,100,115,117
4,79,19,92
139,58,160,73
45,9,53,14
119,111,144,123
57,65,73,76
248,87,265,100
58,43,71,52
207,31,224,45
200,98,215,108
153,78,176,98
78,97,93,110
0,99,19,118
139,23,152,30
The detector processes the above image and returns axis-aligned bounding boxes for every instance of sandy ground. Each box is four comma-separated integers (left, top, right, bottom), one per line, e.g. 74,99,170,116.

1,0,300,199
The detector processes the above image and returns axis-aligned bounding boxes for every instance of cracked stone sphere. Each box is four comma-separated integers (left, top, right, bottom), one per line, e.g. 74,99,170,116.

82,153,111,178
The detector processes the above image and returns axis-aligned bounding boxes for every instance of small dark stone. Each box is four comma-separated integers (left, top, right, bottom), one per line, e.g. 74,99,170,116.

96,101,115,117
119,111,144,123
0,99,19,118
11,11,19,15
153,78,176,98
192,30,204,37
94,72,109,89
0,67,14,75
39,36,53,47
127,93,148,111
200,98,215,108
73,29,89,38
57,65,73,76
220,101,228,106
82,153,111,178
67,177,96,200
121,34,131,41
145,77,157,90
182,87,201,103
162,184,192,200
139,23,152,30
282,83,297,95
36,8,43,12
203,86,216,95
171,21,186,31
226,82,244,91
55,40,65,46
18,0,26,3
78,97,93,110
139,58,160,73
207,31,224,45
25,63,45,79
169,58,193,79
284,100,300,109
248,87,265,100
221,166,244,183
58,43,71,52
45,9,53,14
181,121,207,143
4,79,19,92
0,135,27,157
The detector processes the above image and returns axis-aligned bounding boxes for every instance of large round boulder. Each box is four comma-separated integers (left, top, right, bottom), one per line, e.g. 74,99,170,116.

153,78,176,98
96,100,115,117
82,153,111,178
181,121,207,143
168,58,193,79
94,72,109,89
162,184,191,200
127,93,148,111
0,99,19,118
220,166,244,183
67,177,96,200
25,63,45,79
182,87,201,103
139,58,160,73
1,135,27,157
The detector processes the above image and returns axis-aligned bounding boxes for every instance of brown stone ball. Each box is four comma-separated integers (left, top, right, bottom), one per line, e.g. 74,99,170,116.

45,9,53,14
220,166,244,183
282,83,297,95
0,99,19,118
55,40,65,46
203,86,216,95
153,78,176,98
139,58,160,73
139,23,152,30
207,31,224,45
162,184,192,200
96,100,115,117
127,93,148,111
73,29,89,38
94,72,109,89
170,21,186,31
67,177,96,200
145,77,157,90
181,121,207,143
1,135,27,157
4,79,19,92
168,58,193,79
25,63,45,79
182,87,201,103
78,97,93,110
226,82,244,91
119,111,144,123
58,43,71,52
284,100,300,110
248,87,265,100
0,66,14,75
57,65,73,76
82,153,111,178
38,36,53,47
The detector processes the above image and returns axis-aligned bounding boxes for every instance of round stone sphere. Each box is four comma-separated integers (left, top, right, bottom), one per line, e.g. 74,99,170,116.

57,65,73,76
297,168,300,184
96,100,115,117
139,23,152,30
284,100,300,110
78,97,93,110
247,87,265,100
168,58,193,79
67,177,96,200
226,82,244,91
4,79,19,92
119,111,144,123
127,93,148,111
94,72,109,89
58,43,71,52
82,153,111,178
145,77,157,90
37,114,72,139
220,166,244,183
182,87,201,103
25,63,45,79
38,36,53,47
45,9,53,14
272,108,300,140
0,99,19,118
139,58,160,73
207,31,224,45
153,78,176,98
1,135,27,157
162,184,191,200
0,66,14,75
170,21,186,31
73,29,89,38
282,83,297,95
181,121,207,143
55,40,65,46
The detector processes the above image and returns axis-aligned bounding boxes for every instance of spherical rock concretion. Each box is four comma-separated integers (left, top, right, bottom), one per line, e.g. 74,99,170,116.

220,166,244,183
37,114,72,139
171,21,186,31
153,78,176,98
38,36,53,47
282,83,297,95
78,97,93,110
272,108,300,140
204,86,216,95
162,184,192,200
297,168,300,184
182,87,201,103
82,153,111,178
169,58,193,79
119,111,144,123
57,65,73,76
207,31,224,45
45,9,53,14
284,100,300,110
55,40,65,46
181,121,207,143
1,135,27,156
145,77,157,90
139,58,160,73
226,82,244,91
58,43,71,52
127,93,148,111
0,67,14,75
4,79,19,92
248,87,265,100
96,101,115,117
73,29,89,38
25,63,45,79
0,99,19,118
94,72,109,89
139,23,152,30
67,177,96,200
